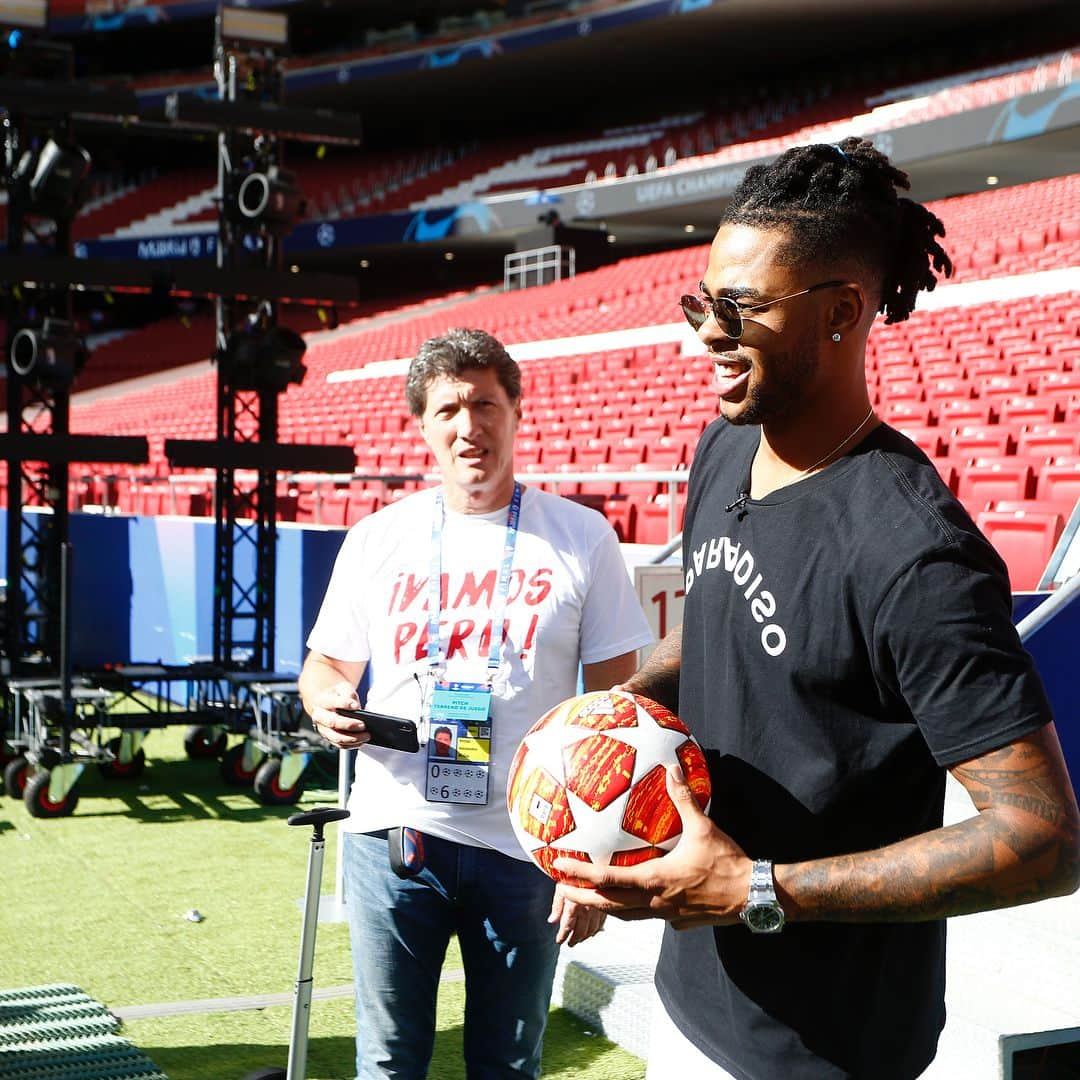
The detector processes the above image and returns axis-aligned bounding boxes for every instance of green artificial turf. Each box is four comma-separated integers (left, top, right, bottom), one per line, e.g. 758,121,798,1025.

0,725,645,1080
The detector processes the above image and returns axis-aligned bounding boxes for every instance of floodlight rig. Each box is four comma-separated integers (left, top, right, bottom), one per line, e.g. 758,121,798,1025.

209,6,321,672
1,33,92,676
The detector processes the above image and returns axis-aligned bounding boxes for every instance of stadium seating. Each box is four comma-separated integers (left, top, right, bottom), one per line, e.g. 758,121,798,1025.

49,104,1076,591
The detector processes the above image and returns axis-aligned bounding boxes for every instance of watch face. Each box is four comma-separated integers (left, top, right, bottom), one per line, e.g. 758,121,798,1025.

746,904,784,933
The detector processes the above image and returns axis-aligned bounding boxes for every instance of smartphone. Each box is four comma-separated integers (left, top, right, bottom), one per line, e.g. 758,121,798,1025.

334,707,420,753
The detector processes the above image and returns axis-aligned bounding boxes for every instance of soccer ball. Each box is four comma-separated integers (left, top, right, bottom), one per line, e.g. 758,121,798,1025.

506,690,711,882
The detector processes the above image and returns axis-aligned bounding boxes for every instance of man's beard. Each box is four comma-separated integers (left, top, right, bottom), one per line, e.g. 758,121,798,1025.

723,337,820,426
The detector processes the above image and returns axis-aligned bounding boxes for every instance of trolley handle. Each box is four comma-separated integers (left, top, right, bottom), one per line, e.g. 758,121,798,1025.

287,806,350,834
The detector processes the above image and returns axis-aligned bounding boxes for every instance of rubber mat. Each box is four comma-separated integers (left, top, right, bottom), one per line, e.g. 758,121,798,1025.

0,984,168,1080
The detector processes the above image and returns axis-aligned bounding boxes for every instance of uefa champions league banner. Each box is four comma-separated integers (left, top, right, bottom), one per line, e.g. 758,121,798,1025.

75,202,511,261
49,0,302,33
75,82,1079,264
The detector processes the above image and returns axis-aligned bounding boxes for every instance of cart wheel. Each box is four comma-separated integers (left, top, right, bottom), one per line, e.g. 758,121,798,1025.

253,757,305,806
25,770,80,818
308,747,339,786
98,736,147,780
4,755,30,800
241,1068,286,1080
220,743,258,787
184,724,227,760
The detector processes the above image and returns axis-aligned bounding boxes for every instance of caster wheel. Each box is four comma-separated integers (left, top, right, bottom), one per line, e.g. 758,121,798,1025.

25,770,80,818
4,755,30,800
253,757,305,806
184,724,227,760
220,743,258,787
98,736,146,780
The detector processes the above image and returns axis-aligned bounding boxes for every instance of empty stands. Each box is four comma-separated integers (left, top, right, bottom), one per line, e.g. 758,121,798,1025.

46,156,1079,594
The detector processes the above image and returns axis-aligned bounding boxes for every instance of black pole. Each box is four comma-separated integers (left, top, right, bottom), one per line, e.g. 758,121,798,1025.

59,539,72,754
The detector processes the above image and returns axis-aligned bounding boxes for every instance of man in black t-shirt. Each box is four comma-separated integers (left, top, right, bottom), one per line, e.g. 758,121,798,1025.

555,139,1080,1079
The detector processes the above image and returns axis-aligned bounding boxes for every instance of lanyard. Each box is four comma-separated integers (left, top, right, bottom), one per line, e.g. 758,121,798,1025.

427,482,522,678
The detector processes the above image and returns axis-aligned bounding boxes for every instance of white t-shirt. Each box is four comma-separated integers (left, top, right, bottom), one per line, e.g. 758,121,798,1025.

307,484,654,858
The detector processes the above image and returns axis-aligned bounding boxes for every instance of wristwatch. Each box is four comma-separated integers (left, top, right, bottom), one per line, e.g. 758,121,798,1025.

739,859,785,934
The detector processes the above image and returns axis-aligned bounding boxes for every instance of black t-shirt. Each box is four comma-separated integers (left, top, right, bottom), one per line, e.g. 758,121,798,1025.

655,420,1053,1080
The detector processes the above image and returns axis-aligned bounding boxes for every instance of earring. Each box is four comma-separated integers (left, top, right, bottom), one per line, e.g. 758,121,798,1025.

831,332,841,343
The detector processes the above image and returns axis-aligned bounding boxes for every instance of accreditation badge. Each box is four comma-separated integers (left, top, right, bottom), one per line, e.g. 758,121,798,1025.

424,680,493,805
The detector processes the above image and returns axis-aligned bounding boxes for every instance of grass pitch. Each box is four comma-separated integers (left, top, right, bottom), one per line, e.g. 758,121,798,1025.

0,725,644,1080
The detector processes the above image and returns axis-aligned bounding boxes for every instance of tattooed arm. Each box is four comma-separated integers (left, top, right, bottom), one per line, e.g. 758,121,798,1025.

552,723,1080,926
776,724,1080,922
616,624,682,714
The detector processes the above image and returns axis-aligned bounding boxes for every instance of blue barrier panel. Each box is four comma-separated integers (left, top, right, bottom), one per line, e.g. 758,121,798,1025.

1021,593,1079,788
72,513,134,667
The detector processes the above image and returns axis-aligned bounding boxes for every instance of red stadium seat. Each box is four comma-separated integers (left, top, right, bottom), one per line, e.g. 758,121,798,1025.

1037,462,1080,506
981,375,1030,400
609,437,650,469
948,425,1014,460
602,495,637,543
992,499,1076,520
575,438,610,469
957,461,1036,504
319,488,351,526
1016,427,1080,460
962,357,1011,380
998,398,1061,426
899,426,947,457
1038,372,1080,399
938,400,995,427
975,510,1064,591
542,439,576,467
347,487,382,522
632,416,668,440
635,493,687,546
923,378,974,406
882,402,933,426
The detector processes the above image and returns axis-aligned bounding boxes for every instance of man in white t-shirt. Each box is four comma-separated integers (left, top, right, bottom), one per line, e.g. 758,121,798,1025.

299,327,653,1080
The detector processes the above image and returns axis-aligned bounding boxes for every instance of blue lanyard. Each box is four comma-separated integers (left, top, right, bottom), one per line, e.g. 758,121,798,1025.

427,482,522,677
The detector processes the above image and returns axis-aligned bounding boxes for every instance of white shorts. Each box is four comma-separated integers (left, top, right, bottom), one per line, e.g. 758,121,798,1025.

645,998,738,1080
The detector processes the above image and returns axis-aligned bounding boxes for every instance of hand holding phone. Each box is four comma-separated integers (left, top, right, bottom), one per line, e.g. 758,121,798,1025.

334,707,420,753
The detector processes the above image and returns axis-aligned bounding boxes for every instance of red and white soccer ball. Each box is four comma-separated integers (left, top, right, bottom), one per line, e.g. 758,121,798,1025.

506,690,711,883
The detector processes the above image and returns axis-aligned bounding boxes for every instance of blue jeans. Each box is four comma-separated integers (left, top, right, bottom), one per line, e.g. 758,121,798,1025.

342,829,560,1080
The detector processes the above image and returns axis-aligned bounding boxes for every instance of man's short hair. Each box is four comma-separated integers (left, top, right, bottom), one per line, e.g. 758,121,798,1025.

406,328,522,416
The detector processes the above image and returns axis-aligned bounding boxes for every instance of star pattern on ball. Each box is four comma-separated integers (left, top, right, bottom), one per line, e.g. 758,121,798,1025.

547,785,652,865
507,691,712,880
517,718,596,786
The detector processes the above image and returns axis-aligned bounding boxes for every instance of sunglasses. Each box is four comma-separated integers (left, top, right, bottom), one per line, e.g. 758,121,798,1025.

679,280,846,338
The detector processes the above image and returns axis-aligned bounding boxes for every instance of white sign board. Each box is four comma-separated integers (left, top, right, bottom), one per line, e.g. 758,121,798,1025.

634,564,684,663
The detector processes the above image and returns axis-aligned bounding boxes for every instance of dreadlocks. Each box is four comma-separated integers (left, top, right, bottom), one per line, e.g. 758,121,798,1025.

720,137,953,324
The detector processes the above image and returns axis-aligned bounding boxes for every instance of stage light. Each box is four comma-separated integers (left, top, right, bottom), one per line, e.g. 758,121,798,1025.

9,317,86,387
13,137,92,220
236,164,303,232
219,324,307,392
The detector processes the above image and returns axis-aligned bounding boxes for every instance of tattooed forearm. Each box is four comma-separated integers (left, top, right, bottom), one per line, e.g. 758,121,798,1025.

622,624,682,713
776,728,1080,923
